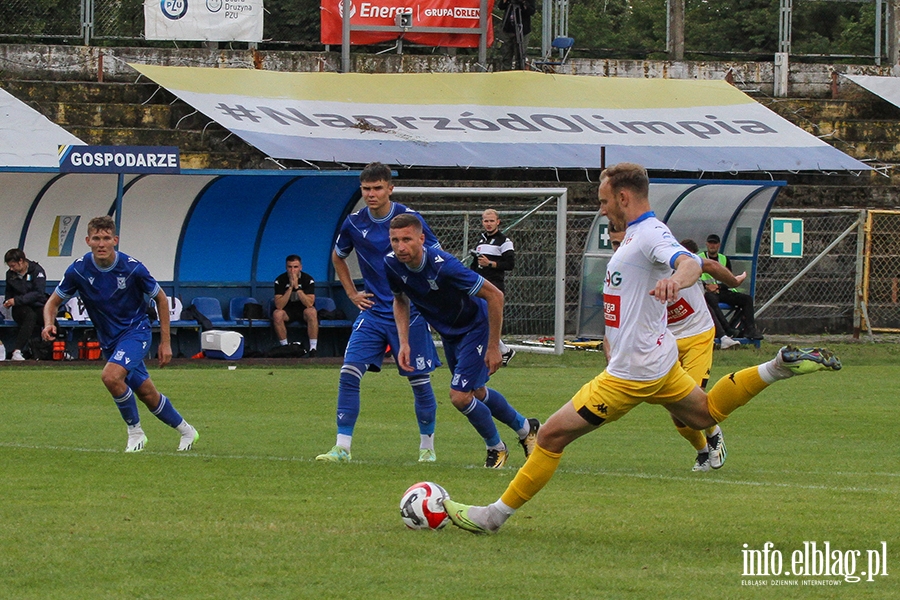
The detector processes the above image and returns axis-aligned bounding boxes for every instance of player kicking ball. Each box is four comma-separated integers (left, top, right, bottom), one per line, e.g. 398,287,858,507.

386,213,539,468
42,216,199,453
442,163,840,534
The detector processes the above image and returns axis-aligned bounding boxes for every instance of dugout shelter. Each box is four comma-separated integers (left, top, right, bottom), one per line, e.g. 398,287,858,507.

577,179,785,340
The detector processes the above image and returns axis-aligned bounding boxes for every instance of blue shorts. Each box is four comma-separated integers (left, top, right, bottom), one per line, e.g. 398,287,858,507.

344,310,440,376
104,325,152,390
443,325,489,393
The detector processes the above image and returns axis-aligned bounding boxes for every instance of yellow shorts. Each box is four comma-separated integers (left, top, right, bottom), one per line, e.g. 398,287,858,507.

676,328,714,389
571,361,698,426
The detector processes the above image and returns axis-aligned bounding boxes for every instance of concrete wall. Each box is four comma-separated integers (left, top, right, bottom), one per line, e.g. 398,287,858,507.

0,43,894,98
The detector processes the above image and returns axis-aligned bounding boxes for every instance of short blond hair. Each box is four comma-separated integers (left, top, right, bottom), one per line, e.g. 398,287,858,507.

601,163,649,198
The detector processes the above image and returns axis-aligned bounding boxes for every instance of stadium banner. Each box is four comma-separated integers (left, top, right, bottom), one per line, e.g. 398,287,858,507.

59,145,181,174
129,65,869,172
144,0,263,42
320,0,493,47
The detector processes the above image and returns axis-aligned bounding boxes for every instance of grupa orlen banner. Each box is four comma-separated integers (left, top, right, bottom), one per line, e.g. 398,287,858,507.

144,0,263,42
321,0,494,48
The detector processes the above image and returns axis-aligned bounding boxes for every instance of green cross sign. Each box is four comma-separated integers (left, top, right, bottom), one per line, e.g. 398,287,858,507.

771,218,803,257
598,223,612,250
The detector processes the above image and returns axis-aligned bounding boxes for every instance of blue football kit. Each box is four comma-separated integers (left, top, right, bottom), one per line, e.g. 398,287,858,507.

55,250,159,388
385,247,528,450
54,250,192,447
328,201,441,446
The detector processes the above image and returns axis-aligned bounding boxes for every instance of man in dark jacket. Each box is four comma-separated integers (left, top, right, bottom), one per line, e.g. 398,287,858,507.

4,249,49,360
471,209,517,365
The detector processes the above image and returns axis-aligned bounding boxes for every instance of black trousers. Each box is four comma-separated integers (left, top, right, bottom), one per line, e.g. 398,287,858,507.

11,303,43,351
717,288,759,337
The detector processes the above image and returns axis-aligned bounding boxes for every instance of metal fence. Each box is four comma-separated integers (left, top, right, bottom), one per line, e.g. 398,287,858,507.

755,209,863,334
863,209,900,332
417,207,596,338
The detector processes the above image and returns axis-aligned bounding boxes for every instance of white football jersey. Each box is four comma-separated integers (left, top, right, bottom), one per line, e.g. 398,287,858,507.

666,279,714,339
603,213,700,380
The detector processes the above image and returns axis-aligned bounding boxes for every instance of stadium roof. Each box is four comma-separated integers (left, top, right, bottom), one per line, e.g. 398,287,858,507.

131,65,868,173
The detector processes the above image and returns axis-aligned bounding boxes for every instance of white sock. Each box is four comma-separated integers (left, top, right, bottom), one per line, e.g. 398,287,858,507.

279,338,288,346
759,359,792,383
499,340,509,354
310,339,318,350
420,434,434,450
516,420,531,439
176,420,193,435
127,423,144,434
336,434,352,451
490,499,516,516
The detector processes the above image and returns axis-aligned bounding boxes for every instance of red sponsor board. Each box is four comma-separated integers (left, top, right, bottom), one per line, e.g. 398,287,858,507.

321,0,494,48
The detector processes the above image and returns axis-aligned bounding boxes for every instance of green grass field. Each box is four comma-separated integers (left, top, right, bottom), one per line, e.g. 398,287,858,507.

1,342,898,599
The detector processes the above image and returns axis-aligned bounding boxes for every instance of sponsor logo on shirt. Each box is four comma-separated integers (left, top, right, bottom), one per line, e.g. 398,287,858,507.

604,293,621,328
666,297,695,324
605,270,622,289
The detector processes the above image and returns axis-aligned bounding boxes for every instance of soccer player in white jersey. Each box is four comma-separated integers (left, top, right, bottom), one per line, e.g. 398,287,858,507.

444,162,841,534
42,216,198,453
608,228,742,472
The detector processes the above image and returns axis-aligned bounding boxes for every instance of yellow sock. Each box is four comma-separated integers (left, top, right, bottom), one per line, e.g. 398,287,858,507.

675,424,707,451
706,366,770,423
500,444,562,510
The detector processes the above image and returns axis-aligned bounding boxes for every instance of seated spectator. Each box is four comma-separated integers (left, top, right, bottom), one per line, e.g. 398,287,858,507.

681,239,740,350
700,234,763,340
4,248,49,361
272,254,318,357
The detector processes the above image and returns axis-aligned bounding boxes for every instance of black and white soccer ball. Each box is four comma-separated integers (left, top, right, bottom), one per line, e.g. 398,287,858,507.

399,481,450,530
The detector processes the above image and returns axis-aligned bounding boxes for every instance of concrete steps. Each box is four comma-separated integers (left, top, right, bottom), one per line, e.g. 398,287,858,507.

3,79,266,169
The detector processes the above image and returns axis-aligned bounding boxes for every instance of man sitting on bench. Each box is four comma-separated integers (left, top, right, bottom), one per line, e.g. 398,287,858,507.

272,254,318,357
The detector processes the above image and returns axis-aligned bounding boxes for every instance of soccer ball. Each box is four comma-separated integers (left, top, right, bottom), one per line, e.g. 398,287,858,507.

399,481,450,530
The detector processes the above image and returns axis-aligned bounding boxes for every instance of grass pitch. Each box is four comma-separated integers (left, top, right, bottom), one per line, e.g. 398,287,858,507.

1,342,898,599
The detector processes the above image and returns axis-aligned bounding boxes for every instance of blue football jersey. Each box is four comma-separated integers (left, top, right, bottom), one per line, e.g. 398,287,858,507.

385,247,487,338
334,201,439,318
54,251,160,348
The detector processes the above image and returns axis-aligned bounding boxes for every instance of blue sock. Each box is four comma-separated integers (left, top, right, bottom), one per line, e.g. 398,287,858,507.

409,375,437,436
152,394,184,428
113,388,140,426
459,398,501,447
482,388,526,432
337,363,365,436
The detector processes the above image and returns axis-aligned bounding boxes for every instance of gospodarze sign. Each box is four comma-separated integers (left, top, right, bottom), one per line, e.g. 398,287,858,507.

59,146,181,174
144,0,263,42
321,0,494,47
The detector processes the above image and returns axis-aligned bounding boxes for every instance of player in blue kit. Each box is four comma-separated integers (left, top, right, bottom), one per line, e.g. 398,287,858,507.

316,162,442,463
385,213,539,468
42,216,198,453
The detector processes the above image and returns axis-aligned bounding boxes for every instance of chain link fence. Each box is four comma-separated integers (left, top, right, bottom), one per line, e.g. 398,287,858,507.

863,210,900,332
755,209,863,334
0,0,324,45
0,0,84,39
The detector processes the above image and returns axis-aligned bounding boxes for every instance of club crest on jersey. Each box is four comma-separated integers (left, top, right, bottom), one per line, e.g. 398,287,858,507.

416,356,425,370
427,279,438,290
452,373,461,386
117,277,126,289
113,349,126,361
